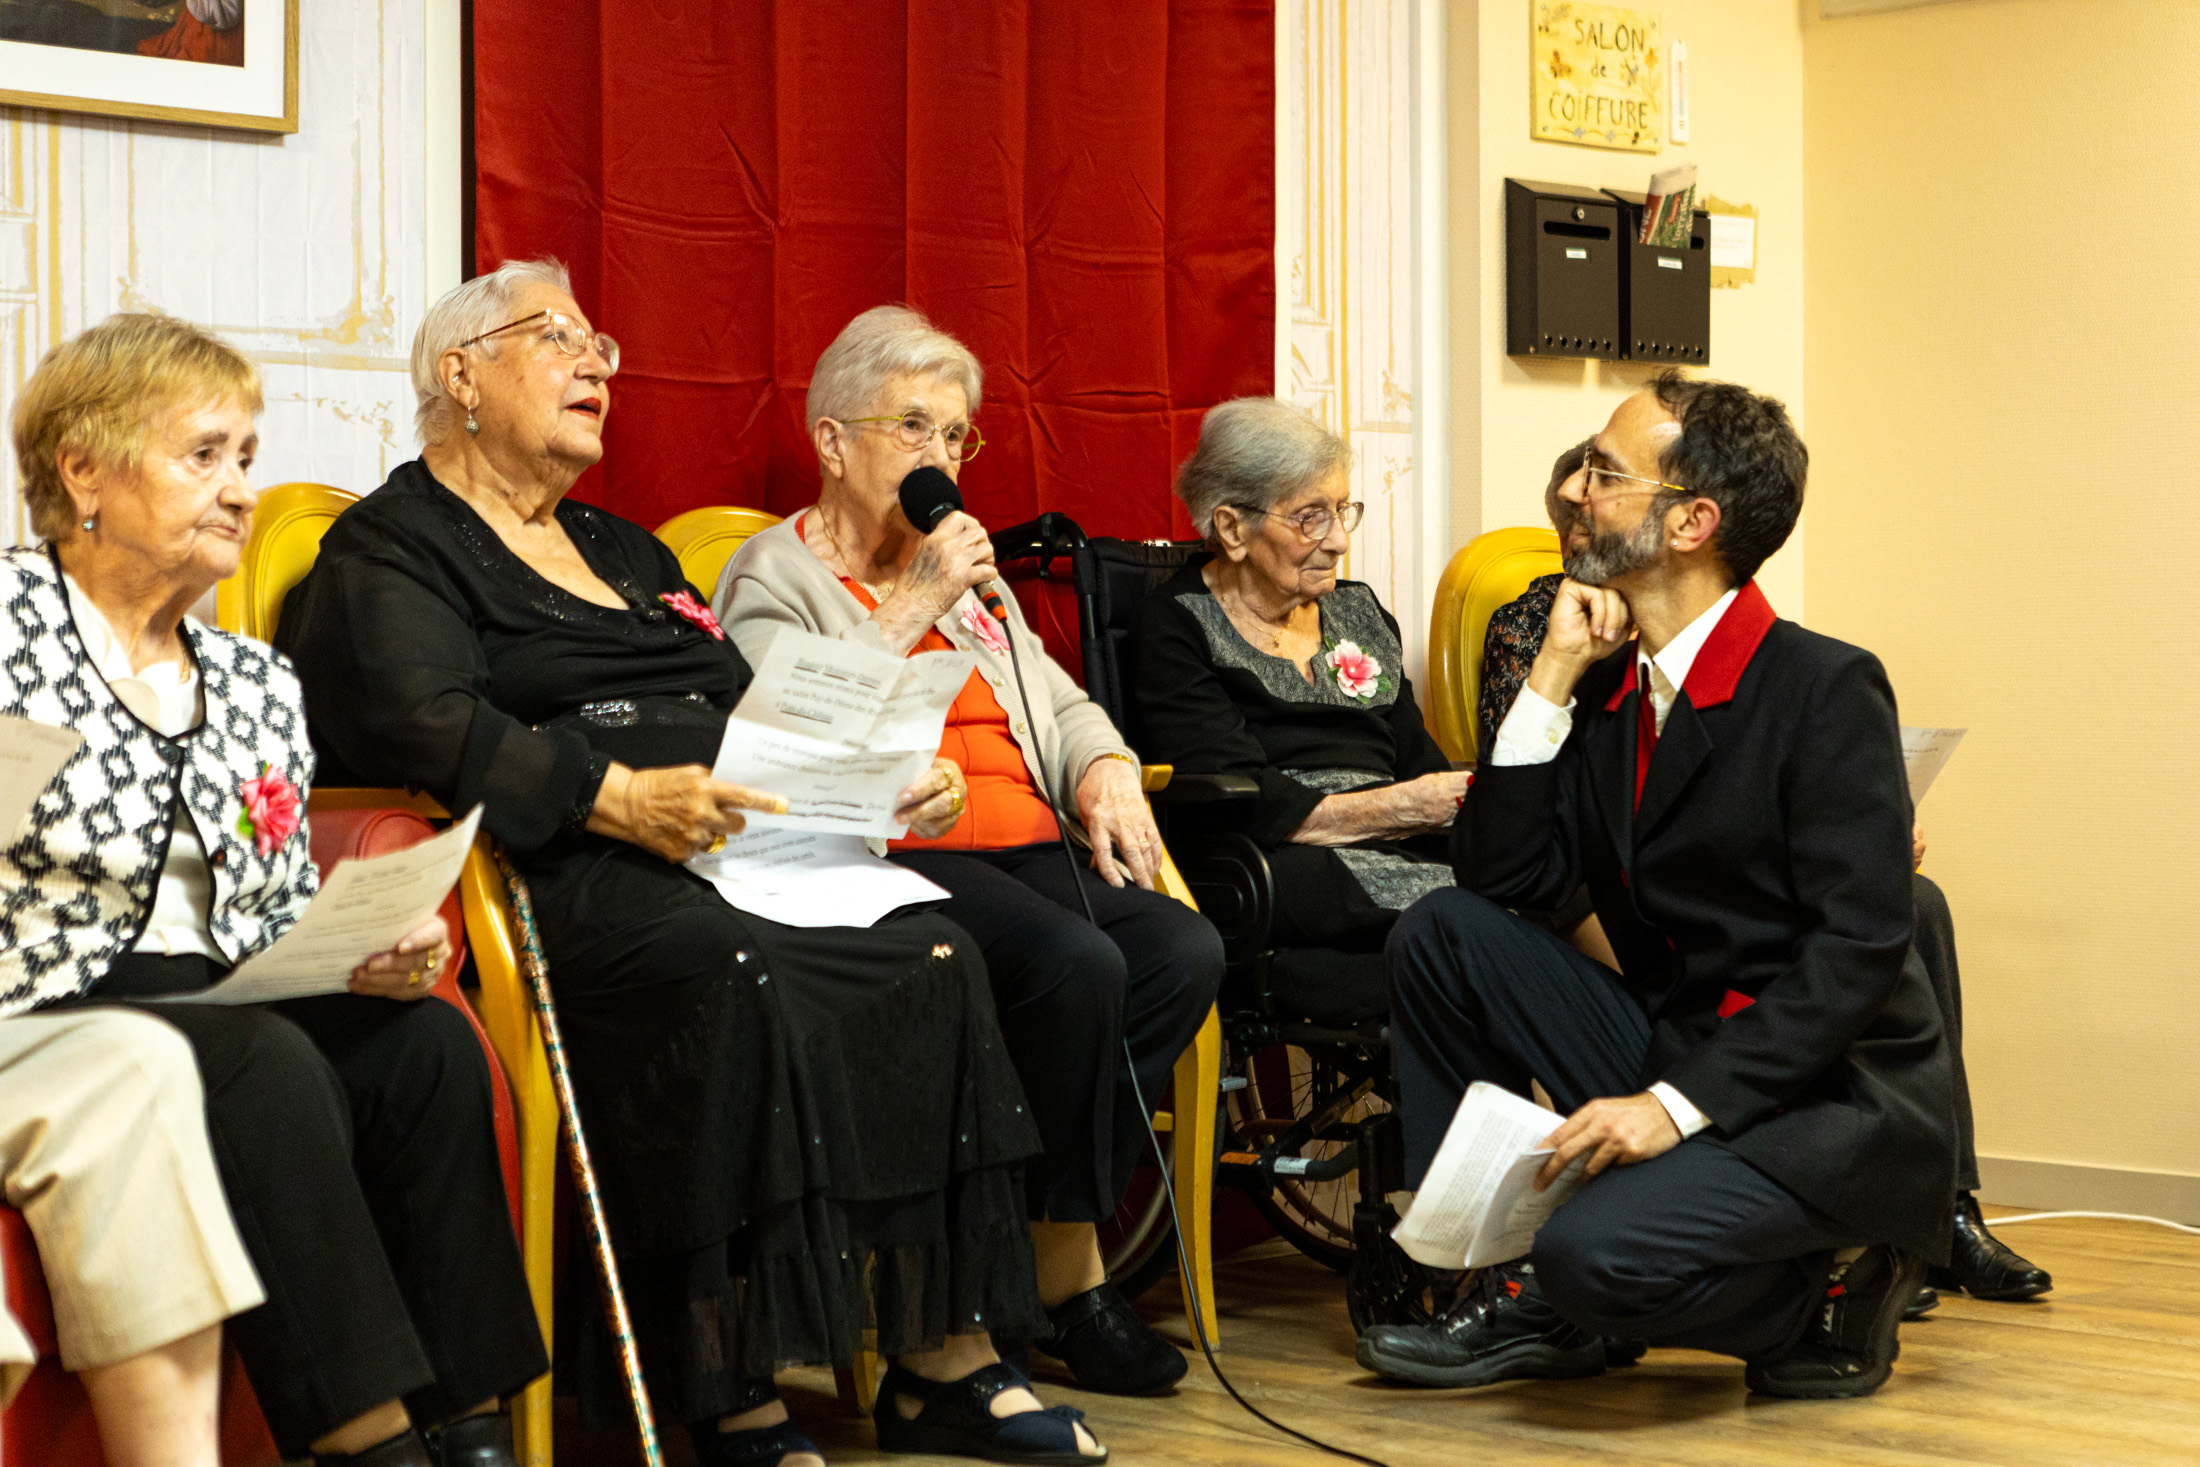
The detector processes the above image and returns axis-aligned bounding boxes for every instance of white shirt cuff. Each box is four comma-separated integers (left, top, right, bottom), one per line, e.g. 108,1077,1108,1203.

1490,686,1574,766
1649,1081,1711,1139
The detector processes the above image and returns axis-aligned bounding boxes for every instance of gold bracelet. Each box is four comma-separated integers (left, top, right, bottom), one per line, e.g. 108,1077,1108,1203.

1096,751,1137,767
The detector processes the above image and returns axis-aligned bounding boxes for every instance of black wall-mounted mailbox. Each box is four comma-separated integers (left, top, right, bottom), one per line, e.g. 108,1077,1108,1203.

1602,188,1711,366
1505,178,1621,362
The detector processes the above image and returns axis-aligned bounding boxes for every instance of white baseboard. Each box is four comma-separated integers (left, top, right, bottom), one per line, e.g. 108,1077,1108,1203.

1976,1155,2200,1226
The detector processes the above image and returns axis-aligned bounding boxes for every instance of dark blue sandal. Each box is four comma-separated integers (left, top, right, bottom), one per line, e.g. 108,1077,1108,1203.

687,1417,823,1467
873,1361,1104,1464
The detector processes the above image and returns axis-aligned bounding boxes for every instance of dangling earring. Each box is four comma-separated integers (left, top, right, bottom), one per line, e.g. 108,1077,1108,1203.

80,514,96,533
464,406,480,436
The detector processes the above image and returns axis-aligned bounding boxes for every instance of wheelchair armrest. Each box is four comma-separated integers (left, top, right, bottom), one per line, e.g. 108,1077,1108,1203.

1148,771,1260,804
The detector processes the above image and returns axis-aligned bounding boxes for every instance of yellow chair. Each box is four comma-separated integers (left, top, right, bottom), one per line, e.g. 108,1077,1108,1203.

1425,527,1565,763
228,493,559,1467
216,482,360,641
654,507,1227,1390
655,505,784,597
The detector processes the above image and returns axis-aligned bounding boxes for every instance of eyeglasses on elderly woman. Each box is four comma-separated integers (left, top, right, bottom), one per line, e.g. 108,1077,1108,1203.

840,410,985,463
1235,499,1365,542
459,309,620,376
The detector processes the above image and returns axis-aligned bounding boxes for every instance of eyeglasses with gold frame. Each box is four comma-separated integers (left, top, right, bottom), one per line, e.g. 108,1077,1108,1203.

460,310,620,377
841,412,984,463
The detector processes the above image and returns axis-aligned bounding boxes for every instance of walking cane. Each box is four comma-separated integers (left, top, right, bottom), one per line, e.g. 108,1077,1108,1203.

492,843,664,1467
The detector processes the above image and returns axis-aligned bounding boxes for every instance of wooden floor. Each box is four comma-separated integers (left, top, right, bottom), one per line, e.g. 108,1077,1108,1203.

555,1210,2200,1467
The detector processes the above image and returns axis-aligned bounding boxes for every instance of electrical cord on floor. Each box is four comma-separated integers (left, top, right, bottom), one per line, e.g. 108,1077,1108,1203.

1986,1211,2200,1236
999,625,1393,1467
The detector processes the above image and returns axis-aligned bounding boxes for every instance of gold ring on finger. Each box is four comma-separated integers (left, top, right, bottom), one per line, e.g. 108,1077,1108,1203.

705,834,728,855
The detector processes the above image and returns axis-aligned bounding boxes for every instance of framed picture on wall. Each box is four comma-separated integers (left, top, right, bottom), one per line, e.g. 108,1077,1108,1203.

0,0,297,134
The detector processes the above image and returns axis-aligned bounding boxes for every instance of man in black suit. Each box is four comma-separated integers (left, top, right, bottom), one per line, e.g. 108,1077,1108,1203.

1362,373,1955,1400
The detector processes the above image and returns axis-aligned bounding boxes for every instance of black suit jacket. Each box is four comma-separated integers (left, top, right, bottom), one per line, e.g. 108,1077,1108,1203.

1455,583,1957,1261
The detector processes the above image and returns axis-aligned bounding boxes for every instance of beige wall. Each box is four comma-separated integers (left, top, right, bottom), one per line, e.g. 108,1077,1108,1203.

1803,0,2200,1188
1447,0,1808,615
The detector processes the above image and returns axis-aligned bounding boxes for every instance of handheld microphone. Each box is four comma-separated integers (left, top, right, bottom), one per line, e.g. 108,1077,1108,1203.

897,465,1008,622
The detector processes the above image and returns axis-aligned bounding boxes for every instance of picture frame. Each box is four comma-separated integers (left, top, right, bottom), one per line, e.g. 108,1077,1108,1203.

0,0,298,135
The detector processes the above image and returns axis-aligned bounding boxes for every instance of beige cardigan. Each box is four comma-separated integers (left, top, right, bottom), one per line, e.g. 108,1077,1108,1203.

715,513,1136,834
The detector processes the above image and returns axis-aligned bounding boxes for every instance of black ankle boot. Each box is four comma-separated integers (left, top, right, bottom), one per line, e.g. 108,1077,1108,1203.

1928,1192,2053,1300
314,1428,433,1467
1033,1282,1187,1395
425,1412,516,1467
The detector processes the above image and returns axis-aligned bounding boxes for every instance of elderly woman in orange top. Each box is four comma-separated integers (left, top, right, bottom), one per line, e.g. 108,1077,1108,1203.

719,305,1224,1399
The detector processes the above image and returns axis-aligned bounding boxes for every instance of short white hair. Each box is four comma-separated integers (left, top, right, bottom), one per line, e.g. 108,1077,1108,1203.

806,305,983,433
410,257,574,446
1174,397,1351,540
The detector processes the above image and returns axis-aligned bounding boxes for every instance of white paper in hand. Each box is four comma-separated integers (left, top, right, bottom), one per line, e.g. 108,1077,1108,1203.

0,715,85,845
689,826,949,929
712,630,973,838
157,806,483,1005
1394,1082,1590,1271
1900,727,1965,806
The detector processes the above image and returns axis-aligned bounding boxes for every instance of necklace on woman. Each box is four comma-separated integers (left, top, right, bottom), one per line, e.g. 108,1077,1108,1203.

1217,583,1292,652
813,509,897,602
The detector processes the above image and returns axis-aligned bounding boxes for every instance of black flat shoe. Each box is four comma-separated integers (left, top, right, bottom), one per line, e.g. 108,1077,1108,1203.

1354,1261,1607,1389
1032,1282,1187,1396
316,1429,433,1467
426,1412,516,1467
1903,1285,1941,1320
689,1417,824,1467
874,1361,1103,1464
1928,1192,2053,1300
1746,1245,1926,1400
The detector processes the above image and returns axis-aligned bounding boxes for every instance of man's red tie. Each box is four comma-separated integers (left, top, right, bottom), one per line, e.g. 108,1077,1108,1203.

1634,660,1657,812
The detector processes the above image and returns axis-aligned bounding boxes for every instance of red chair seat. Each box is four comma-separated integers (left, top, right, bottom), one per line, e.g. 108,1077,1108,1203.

0,809,516,1465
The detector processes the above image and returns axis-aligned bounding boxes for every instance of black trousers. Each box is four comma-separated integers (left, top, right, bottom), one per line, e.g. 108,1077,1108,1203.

1387,891,1859,1360
892,844,1224,1223
88,958,548,1457
1911,873,1978,1192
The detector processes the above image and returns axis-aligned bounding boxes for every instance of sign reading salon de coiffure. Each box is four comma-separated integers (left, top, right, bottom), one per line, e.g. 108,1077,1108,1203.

1532,3,1664,154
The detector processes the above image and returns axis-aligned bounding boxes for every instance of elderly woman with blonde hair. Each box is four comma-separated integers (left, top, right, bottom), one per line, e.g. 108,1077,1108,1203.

279,262,1103,1467
1131,397,1467,1023
2,312,547,1467
718,306,1224,1400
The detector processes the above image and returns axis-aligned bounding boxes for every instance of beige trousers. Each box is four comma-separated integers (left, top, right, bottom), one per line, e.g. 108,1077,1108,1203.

0,1008,263,1387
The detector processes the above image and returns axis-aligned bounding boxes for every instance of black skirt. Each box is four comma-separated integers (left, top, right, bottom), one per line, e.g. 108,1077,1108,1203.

523,837,1045,1425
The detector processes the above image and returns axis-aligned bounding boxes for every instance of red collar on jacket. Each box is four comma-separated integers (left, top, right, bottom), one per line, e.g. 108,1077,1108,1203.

1602,580,1777,713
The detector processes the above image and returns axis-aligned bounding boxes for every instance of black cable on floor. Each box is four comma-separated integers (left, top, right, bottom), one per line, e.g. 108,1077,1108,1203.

1000,627,1392,1467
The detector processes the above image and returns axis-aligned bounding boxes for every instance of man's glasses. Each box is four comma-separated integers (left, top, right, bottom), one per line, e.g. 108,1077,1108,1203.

460,310,620,376
1582,459,1688,498
1240,500,1365,542
842,412,985,463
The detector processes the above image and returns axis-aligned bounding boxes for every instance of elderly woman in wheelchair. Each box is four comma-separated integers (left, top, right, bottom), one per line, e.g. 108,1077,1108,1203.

1132,397,1467,1026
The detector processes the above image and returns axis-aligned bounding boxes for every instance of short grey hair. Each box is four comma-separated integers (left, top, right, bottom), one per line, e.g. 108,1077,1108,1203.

410,257,574,446
806,305,983,433
1174,397,1351,540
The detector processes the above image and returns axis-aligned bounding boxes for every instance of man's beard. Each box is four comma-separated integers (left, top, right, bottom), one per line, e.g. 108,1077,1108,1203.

1564,503,1665,586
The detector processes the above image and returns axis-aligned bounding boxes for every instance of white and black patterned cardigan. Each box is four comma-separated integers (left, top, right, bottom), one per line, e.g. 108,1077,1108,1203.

0,547,319,1017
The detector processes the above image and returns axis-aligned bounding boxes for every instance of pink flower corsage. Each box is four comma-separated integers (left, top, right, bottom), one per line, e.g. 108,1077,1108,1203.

660,590,725,641
1322,639,1391,702
961,600,1011,656
236,763,302,858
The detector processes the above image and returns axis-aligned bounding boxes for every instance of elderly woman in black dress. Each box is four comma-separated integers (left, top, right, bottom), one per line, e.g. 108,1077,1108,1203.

1132,398,1468,1023
277,261,1102,1467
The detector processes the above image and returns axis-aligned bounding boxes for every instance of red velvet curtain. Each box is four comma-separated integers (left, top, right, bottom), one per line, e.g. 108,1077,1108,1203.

472,1,1275,540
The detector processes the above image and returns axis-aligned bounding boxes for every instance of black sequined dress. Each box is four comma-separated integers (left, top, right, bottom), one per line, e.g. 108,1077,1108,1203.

275,460,1044,1425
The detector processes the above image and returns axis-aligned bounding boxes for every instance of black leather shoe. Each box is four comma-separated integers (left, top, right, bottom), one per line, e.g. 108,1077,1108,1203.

1928,1192,2052,1300
1746,1245,1926,1400
425,1412,516,1467
315,1429,434,1467
1355,1261,1606,1388
1903,1285,1941,1320
1032,1282,1188,1395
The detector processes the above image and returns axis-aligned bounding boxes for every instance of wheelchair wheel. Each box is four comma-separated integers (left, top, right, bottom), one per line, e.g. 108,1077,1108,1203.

1221,1041,1386,1273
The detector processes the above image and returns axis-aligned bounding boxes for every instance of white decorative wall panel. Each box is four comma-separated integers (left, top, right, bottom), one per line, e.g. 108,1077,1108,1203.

1278,0,1439,683
0,1,425,546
